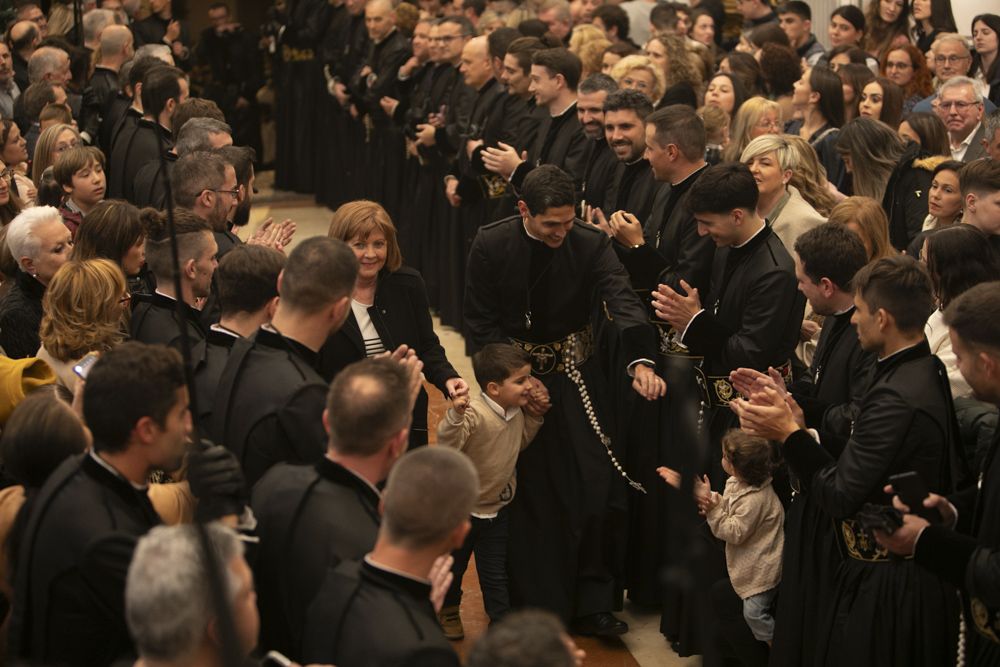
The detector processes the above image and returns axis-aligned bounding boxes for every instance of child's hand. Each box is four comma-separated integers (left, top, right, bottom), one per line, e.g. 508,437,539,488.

525,377,551,416
452,393,470,414
696,490,720,515
656,466,682,489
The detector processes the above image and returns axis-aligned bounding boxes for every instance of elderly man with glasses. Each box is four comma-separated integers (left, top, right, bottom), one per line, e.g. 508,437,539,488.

912,34,998,116
933,76,988,162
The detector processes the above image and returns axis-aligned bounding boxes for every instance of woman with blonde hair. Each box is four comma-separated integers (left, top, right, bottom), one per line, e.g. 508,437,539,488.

36,259,129,391
31,124,81,188
644,34,701,108
321,200,467,448
740,134,826,250
828,196,897,261
784,135,842,216
578,38,612,78
724,97,781,162
610,54,665,104
569,23,607,54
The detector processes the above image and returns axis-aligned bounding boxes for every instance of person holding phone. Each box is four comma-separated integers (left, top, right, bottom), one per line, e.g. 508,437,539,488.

877,281,1000,665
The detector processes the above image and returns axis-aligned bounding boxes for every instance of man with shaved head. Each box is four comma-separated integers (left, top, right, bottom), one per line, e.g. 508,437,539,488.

80,24,134,145
7,20,39,92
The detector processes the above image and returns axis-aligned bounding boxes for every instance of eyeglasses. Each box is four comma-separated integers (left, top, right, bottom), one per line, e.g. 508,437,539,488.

118,293,132,306
211,188,240,198
933,100,981,111
934,54,970,65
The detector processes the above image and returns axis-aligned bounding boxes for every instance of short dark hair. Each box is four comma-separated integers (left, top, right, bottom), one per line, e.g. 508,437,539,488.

578,72,617,96
603,88,653,120
688,162,758,214
207,2,229,12
216,144,255,189
793,222,868,291
217,244,285,316
440,15,476,37
650,3,681,31
960,158,1000,197
325,358,412,456
128,55,163,94
141,207,213,282
760,43,800,96
173,97,226,136
84,342,187,453
749,22,790,49
852,255,934,333
21,82,59,122
776,1,811,21
925,225,1000,309
520,164,575,216
279,237,358,313
472,344,531,389
831,5,865,32
944,281,1000,354
39,101,72,126
140,65,185,119
532,47,582,91
1,386,85,488
466,610,575,667
516,18,549,39
488,26,520,61
506,36,545,73
721,429,777,487
593,4,629,41
646,105,706,161
463,0,486,18
171,150,226,210
53,146,104,189
73,200,144,271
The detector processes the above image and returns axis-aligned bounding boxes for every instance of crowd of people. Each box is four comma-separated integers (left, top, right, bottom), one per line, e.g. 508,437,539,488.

0,0,998,666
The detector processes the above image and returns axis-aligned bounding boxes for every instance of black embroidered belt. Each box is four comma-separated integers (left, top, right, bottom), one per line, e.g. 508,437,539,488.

654,321,703,358
698,360,792,408
282,46,315,62
510,327,593,376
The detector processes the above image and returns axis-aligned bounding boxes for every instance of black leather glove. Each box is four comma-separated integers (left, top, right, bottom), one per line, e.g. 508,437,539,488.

187,440,247,522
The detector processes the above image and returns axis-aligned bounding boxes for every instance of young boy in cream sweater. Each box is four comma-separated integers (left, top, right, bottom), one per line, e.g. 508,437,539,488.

435,343,549,639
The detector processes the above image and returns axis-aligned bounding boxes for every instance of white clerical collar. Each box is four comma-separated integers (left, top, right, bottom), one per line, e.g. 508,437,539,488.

877,341,921,363
551,99,576,118
364,554,431,584
210,323,241,339
523,220,543,241
482,392,520,421
733,222,767,248
89,450,147,491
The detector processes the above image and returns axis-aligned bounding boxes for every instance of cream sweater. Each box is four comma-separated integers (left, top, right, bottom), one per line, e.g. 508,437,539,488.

706,476,784,599
436,395,542,516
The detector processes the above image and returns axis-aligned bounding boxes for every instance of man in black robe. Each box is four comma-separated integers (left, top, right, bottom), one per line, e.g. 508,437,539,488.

600,89,661,224
274,0,332,194
8,343,245,665
252,358,413,660
465,165,664,635
79,24,132,147
482,47,588,198
652,163,804,657
314,0,354,209
194,3,263,152
109,65,185,203
101,55,160,164
129,210,215,353
734,254,963,667
729,223,875,666
210,237,357,487
878,281,1000,666
301,447,474,666
576,73,617,222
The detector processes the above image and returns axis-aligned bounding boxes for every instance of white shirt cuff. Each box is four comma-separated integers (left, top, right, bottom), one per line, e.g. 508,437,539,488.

680,309,705,343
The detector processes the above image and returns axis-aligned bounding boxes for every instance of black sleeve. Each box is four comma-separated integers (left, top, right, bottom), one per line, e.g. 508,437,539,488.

360,42,412,116
901,169,933,246
405,278,460,393
434,83,476,158
464,231,508,347
913,524,978,591
277,384,329,463
590,234,658,362
0,304,38,360
821,347,875,438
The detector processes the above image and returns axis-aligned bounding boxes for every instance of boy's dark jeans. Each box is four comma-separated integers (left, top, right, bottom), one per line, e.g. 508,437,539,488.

444,506,510,622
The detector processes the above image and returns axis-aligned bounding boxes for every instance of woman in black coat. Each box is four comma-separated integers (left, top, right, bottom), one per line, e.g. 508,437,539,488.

320,200,468,448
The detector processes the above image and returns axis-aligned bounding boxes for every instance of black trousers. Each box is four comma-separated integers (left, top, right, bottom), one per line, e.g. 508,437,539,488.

444,508,510,622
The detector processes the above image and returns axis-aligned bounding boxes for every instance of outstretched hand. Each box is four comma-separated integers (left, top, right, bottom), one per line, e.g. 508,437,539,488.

632,364,666,400
651,280,702,331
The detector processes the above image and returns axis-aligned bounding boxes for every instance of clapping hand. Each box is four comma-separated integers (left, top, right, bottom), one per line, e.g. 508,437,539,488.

608,210,644,247
380,345,425,407
730,386,801,442
380,96,400,117
249,217,296,251
428,554,454,613
482,141,526,179
651,280,702,331
587,206,612,236
657,467,717,514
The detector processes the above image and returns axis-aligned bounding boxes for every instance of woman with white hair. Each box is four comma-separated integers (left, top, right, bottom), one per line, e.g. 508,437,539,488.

609,54,666,104
740,134,826,250
0,207,73,358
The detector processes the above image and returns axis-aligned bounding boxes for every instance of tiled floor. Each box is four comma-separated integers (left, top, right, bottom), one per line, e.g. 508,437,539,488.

247,175,701,667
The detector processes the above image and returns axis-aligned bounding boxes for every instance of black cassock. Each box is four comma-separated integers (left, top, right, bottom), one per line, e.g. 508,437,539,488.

603,158,662,224
465,216,657,621
916,423,1000,666
579,137,617,219
129,292,207,354
783,341,963,667
274,0,332,194
394,60,437,263
667,224,804,656
314,3,353,209
467,89,533,224
508,101,588,204
252,458,380,660
194,24,264,153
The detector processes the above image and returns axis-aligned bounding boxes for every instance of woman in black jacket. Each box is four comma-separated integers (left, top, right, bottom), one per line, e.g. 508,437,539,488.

320,200,468,448
836,117,937,251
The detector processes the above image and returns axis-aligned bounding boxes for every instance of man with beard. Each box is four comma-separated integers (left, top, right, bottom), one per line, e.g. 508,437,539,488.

218,144,296,248
465,165,665,636
172,151,240,258
576,73,618,223
109,65,188,203
600,89,660,223
8,343,246,665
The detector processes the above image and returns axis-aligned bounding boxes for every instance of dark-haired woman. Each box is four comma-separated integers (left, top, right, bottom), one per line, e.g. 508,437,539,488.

787,66,848,190
911,0,957,54
897,111,950,155
838,62,875,123
72,200,153,296
857,76,904,129
972,14,1000,107
906,160,963,257
863,0,910,60
836,117,939,251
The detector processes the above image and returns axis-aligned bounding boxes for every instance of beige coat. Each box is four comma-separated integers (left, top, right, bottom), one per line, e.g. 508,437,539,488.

706,476,784,599
769,185,826,252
